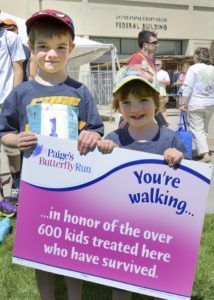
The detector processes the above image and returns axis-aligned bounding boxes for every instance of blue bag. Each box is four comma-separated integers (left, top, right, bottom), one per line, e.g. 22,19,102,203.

176,112,192,159
0,218,11,245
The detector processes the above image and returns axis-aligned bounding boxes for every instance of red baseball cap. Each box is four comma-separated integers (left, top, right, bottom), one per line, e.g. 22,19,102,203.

26,9,75,39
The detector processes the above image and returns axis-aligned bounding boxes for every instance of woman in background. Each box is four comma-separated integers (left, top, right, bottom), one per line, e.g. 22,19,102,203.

181,47,214,163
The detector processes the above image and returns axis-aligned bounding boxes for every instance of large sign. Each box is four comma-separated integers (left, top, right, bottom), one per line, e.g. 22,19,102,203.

13,135,213,300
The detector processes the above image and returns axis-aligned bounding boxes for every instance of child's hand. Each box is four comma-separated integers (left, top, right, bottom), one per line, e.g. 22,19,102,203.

78,130,101,154
163,148,183,167
97,139,118,154
17,131,37,151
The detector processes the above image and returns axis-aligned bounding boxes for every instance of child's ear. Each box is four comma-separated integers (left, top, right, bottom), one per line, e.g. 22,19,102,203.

69,42,75,54
28,41,35,54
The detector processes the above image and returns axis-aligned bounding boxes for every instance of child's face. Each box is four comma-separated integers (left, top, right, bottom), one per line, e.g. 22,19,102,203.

119,93,156,129
32,32,74,77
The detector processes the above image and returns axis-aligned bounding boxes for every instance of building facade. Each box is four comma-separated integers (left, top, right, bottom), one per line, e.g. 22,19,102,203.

1,0,214,61
1,0,213,105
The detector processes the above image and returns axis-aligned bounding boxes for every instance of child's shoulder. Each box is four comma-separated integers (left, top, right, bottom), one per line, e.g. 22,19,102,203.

107,127,125,136
155,127,179,144
106,128,126,143
64,77,94,99
159,126,176,138
107,127,175,138
65,76,84,89
13,80,34,94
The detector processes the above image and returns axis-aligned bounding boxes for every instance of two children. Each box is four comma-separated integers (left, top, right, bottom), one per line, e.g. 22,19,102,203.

0,9,189,300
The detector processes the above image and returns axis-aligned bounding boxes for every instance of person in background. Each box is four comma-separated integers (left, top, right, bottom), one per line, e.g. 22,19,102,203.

2,18,37,81
0,9,104,299
0,18,25,107
171,69,180,94
175,63,190,104
127,30,168,127
155,59,171,123
2,18,18,32
1,18,38,201
128,30,158,72
181,47,214,163
0,17,25,205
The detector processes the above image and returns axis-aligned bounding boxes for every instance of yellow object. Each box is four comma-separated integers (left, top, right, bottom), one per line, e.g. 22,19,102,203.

25,124,30,132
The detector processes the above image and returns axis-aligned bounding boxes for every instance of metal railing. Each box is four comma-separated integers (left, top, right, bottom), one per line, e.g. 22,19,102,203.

67,68,113,107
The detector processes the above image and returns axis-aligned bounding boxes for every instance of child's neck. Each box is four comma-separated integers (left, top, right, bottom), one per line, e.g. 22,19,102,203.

128,120,159,141
35,70,67,86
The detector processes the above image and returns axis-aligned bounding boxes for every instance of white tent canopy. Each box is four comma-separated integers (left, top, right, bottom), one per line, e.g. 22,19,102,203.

0,11,114,67
70,36,114,68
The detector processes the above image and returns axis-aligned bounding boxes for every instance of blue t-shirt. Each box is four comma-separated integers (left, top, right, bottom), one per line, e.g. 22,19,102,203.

106,125,190,159
0,77,104,137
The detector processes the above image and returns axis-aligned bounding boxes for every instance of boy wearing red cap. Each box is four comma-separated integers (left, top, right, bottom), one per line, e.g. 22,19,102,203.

0,9,104,154
0,9,104,300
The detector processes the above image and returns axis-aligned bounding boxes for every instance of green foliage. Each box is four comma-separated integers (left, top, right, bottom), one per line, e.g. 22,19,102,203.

192,215,214,300
0,219,39,300
0,216,213,300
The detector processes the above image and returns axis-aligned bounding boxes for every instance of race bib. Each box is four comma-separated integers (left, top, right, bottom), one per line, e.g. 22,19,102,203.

26,104,79,140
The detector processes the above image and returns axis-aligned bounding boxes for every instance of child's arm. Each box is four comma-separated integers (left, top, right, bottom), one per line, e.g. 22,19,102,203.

163,148,183,167
77,86,104,154
1,132,37,152
97,139,118,153
78,130,101,154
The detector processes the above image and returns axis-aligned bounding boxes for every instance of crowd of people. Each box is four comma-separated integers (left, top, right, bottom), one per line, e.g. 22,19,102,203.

0,7,214,300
